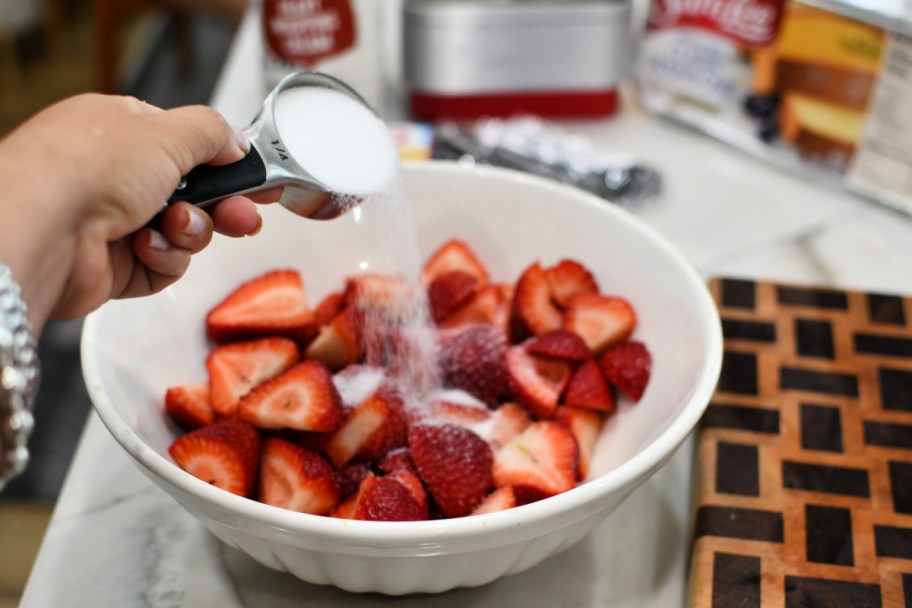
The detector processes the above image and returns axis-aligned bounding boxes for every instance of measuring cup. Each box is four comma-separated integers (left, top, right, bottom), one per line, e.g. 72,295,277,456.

166,71,374,220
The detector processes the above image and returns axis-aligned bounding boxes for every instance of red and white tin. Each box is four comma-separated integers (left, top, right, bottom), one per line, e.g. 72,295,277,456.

403,0,632,121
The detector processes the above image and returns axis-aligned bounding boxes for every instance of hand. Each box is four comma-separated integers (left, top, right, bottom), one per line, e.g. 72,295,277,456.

0,94,280,333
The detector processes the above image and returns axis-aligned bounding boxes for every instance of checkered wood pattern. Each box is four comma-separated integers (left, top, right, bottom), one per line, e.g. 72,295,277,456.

689,279,912,608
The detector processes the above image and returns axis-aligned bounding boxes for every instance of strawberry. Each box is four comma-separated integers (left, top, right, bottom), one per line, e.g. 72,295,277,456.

422,239,490,286
353,473,427,521
334,462,370,499
563,293,636,356
428,395,492,429
312,291,346,327
544,259,599,308
599,340,652,402
164,382,215,429
438,284,510,335
408,424,494,518
563,359,615,413
207,337,299,418
344,273,412,312
486,402,531,450
505,345,573,419
512,262,563,337
471,486,517,516
332,365,386,407
428,270,479,323
168,420,260,497
323,386,407,468
258,437,340,515
524,330,590,362
376,447,417,475
304,307,361,370
492,421,578,504
438,324,508,407
329,495,358,519
387,469,429,516
554,406,604,480
206,269,316,344
237,360,344,432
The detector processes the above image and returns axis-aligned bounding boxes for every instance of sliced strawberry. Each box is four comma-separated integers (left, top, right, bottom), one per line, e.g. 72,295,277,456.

409,424,494,518
599,340,652,402
486,402,532,450
438,284,510,335
554,406,604,480
164,382,215,429
258,437,340,515
344,273,412,312
545,259,599,308
428,270,479,323
206,269,315,344
304,307,361,370
329,494,358,519
563,293,636,356
376,446,417,475
353,473,427,522
505,345,573,419
471,486,517,516
168,420,260,497
334,461,370,500
438,324,508,407
237,360,343,432
312,291,346,327
524,330,590,362
207,337,299,418
563,359,615,413
492,421,578,504
428,393,492,429
323,386,407,468
387,469,429,516
422,239,490,286
512,262,563,337
332,365,386,407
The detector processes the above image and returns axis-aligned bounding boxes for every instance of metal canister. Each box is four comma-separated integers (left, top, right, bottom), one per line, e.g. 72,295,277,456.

403,0,633,120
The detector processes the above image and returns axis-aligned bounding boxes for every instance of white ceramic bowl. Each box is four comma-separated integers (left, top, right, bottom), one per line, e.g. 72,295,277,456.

82,162,722,595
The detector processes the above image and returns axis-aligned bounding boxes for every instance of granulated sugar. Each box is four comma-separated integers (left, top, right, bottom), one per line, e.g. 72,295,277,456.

272,86,399,196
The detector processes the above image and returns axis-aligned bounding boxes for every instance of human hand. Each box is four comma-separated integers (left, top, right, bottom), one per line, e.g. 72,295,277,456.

0,94,281,333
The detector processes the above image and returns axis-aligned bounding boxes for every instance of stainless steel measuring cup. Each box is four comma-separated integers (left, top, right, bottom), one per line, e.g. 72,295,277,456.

166,71,374,220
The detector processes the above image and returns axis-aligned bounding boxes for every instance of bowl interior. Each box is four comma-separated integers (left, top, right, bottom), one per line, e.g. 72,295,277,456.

83,162,720,516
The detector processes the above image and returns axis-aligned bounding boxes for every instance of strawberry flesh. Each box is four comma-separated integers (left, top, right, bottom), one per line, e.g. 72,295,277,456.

168,420,261,497
505,345,572,419
164,382,215,429
563,359,615,413
599,340,652,402
512,262,563,337
422,239,490,286
237,360,343,432
207,337,299,418
353,473,427,521
258,437,340,515
544,259,599,308
563,293,636,356
493,421,578,504
524,330,591,362
428,270,479,323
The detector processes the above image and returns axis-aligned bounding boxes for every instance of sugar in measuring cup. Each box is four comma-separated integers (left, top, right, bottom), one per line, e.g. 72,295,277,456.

167,71,398,220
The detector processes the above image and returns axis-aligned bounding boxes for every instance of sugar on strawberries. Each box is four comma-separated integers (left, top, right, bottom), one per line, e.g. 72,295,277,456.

164,238,652,520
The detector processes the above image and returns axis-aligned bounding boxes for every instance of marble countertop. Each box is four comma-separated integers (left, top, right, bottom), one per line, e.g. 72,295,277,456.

19,10,912,608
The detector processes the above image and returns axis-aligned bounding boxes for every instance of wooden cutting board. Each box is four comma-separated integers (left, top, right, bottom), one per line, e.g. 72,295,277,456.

689,278,912,608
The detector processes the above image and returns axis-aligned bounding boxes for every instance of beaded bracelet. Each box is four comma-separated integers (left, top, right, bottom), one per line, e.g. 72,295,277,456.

0,264,40,489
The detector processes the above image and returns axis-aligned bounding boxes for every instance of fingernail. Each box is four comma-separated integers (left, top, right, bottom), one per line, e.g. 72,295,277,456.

233,126,251,154
182,207,206,237
247,213,263,237
148,230,171,251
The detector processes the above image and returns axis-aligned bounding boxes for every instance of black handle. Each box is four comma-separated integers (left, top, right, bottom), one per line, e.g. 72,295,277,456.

167,147,268,207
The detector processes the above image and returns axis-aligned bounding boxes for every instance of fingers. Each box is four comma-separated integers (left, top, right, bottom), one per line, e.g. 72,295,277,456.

150,104,251,176
158,203,214,253
209,196,263,237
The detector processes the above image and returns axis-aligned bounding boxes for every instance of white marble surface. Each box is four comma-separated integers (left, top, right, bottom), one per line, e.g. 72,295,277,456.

19,9,912,608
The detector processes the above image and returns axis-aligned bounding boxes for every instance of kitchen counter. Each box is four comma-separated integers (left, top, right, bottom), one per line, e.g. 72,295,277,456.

19,10,912,608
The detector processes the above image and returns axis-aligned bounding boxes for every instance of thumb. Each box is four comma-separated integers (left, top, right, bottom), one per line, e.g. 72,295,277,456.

148,105,251,175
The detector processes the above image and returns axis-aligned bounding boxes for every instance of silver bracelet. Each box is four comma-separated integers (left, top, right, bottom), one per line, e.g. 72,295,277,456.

0,264,40,489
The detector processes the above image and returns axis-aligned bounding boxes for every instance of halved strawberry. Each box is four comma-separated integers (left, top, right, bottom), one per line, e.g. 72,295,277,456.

344,273,412,312
428,270,479,323
329,495,358,519
207,337,299,418
485,402,532,450
376,446,417,475
471,486,517,516
505,345,573,419
524,330,590,362
312,291,346,327
563,359,615,413
353,473,427,521
323,386,407,468
409,424,494,518
512,262,563,337
492,421,578,504
422,239,490,286
387,469,429,516
563,293,636,356
438,284,511,335
206,269,315,344
545,259,599,308
334,461,370,500
332,365,386,407
428,394,492,429
599,340,652,402
258,437,340,515
237,360,344,432
438,324,508,407
164,382,215,429
304,307,361,370
168,420,260,497
554,406,604,480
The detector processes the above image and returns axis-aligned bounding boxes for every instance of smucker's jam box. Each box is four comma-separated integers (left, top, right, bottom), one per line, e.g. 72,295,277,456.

634,0,912,215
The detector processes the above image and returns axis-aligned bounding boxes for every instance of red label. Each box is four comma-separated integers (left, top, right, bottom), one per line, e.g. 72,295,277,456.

263,0,356,66
648,0,785,46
